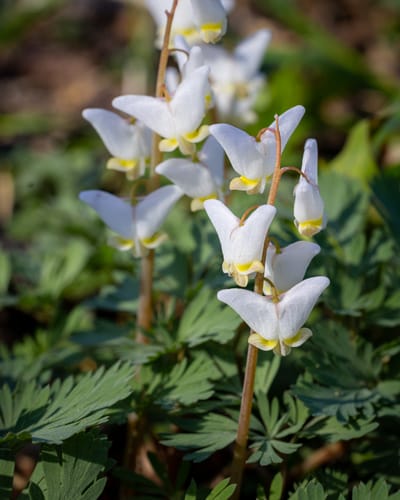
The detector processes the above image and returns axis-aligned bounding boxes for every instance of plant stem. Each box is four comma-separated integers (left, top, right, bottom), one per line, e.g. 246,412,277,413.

136,0,179,337
230,116,282,498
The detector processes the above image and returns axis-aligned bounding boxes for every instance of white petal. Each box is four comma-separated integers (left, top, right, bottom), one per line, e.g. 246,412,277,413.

259,105,306,165
301,138,318,183
217,289,279,341
184,46,207,77
265,241,320,292
232,205,276,265
82,108,137,159
234,29,271,79
198,136,225,187
136,185,183,240
278,276,330,340
171,66,209,134
191,0,227,43
209,123,265,179
79,190,134,240
203,199,239,262
112,95,174,139
156,158,216,198
165,67,180,94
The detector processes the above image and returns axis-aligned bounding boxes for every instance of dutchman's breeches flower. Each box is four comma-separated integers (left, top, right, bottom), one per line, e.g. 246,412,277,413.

264,241,321,295
218,276,330,356
204,199,276,287
156,136,224,211
294,139,326,237
113,66,210,156
82,109,151,180
210,105,305,194
79,186,183,257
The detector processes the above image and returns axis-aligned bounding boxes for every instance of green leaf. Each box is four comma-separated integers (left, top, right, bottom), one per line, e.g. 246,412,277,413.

206,478,236,500
269,473,284,500
20,432,109,500
0,446,14,498
161,413,237,462
305,415,379,442
0,362,134,445
372,166,400,248
351,478,400,500
288,479,328,500
177,287,241,347
330,120,378,185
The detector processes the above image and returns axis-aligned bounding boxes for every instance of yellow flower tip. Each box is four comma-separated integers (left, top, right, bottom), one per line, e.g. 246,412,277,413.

234,260,264,275
200,23,224,43
109,235,135,251
159,138,179,152
229,176,261,193
184,125,210,144
284,328,312,347
297,217,324,237
107,157,137,172
248,333,277,352
190,193,218,212
141,232,167,249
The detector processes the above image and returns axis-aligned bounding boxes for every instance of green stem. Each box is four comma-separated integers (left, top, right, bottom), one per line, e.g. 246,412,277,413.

230,116,282,498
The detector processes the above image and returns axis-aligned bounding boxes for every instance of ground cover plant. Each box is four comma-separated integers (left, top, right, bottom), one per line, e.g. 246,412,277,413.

0,0,400,498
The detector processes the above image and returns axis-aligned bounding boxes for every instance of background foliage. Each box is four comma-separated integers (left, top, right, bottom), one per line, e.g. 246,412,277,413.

0,0,399,498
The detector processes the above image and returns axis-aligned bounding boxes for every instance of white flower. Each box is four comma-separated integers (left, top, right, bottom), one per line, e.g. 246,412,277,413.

156,136,224,211
82,109,152,180
145,0,231,47
191,0,227,43
210,105,305,194
201,29,271,123
294,139,326,237
204,199,276,287
113,66,210,156
264,241,320,294
218,276,330,356
79,186,182,257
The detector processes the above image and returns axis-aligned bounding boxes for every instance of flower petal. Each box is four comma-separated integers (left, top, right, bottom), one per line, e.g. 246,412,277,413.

198,136,225,187
136,185,183,240
233,29,271,79
171,66,209,135
232,204,276,266
82,108,137,159
156,158,217,199
191,0,227,43
79,190,134,240
209,123,265,179
112,95,174,139
217,288,279,341
278,276,330,341
264,241,320,293
203,199,239,262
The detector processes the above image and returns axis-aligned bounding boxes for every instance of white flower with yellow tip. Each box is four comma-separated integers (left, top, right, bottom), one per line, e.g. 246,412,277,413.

264,241,320,295
113,66,210,156
294,139,326,237
217,276,330,356
210,105,305,194
156,137,224,211
204,199,276,287
82,109,151,180
201,29,271,123
79,186,182,257
145,0,231,47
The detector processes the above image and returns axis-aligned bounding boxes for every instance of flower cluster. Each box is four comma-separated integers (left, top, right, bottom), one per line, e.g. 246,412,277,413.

80,0,329,356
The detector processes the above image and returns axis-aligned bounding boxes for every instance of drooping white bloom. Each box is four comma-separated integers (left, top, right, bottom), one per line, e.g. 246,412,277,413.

145,0,231,47
156,136,224,211
210,105,305,194
294,139,326,237
82,109,152,180
264,241,320,295
218,276,330,356
204,199,276,287
113,66,210,155
79,186,182,256
201,29,271,123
